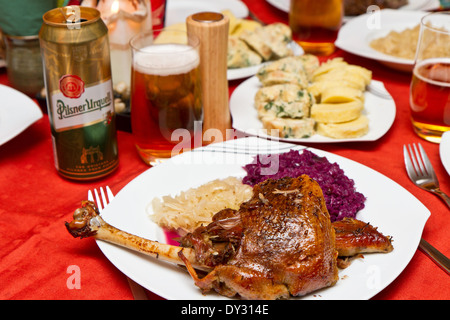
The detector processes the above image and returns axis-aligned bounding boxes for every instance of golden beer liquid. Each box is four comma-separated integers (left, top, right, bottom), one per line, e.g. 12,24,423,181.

39,6,119,180
410,59,450,143
130,43,202,164
289,0,343,55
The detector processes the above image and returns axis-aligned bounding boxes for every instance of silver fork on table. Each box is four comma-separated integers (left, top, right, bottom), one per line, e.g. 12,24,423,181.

403,143,450,208
88,186,149,300
402,144,450,274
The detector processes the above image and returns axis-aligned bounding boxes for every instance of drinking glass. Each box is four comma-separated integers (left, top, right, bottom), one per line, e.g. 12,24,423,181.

3,34,44,97
130,29,203,165
289,0,343,56
409,12,450,143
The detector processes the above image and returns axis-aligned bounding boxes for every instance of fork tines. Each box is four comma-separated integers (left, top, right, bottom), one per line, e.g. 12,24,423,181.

88,186,114,212
404,143,436,180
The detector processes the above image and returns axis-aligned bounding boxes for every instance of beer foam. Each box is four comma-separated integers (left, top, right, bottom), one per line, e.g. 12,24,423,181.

133,44,200,76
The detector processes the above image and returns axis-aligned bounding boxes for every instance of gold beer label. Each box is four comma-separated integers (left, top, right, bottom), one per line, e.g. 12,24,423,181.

51,77,114,131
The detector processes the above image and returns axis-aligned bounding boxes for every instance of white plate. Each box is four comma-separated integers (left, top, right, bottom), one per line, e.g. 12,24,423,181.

229,76,396,143
97,136,429,300
228,64,262,81
165,0,248,27
266,0,438,14
440,131,450,175
336,9,428,72
227,41,304,81
0,85,43,146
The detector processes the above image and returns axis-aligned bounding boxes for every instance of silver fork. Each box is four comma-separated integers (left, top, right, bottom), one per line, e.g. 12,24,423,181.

403,143,450,208
402,145,450,274
88,186,149,300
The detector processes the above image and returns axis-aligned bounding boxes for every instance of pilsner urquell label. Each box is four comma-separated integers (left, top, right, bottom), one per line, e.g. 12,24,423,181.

40,6,119,180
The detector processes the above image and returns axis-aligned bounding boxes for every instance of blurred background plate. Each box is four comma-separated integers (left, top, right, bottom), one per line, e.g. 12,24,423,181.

0,85,43,146
335,9,428,72
265,0,440,14
165,0,248,26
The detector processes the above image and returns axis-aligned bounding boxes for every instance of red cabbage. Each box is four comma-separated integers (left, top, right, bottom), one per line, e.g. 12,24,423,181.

242,149,366,222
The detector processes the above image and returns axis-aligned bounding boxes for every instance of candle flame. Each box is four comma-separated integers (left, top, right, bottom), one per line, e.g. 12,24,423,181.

111,0,120,14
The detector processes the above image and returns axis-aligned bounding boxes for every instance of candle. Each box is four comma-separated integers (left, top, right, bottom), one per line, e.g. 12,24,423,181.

97,0,152,88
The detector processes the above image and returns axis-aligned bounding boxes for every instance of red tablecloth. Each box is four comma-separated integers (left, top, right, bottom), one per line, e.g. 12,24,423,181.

0,0,449,300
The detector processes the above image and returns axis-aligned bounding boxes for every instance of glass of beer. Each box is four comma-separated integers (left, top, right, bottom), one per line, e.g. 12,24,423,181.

289,0,343,56
130,29,202,165
409,12,450,143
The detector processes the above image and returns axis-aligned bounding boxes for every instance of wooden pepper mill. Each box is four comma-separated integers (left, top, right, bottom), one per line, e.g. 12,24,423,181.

186,12,231,145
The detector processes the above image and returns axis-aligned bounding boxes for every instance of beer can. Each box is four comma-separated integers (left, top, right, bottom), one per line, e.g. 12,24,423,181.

39,6,119,180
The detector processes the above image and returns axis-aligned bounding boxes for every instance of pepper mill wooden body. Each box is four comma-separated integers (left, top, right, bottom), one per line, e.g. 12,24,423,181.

186,12,231,144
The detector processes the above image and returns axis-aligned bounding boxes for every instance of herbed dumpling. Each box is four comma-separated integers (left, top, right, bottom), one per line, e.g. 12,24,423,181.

228,36,263,68
255,84,314,119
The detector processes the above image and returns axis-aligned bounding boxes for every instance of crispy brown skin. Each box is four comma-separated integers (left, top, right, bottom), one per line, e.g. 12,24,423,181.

180,175,339,300
332,217,393,257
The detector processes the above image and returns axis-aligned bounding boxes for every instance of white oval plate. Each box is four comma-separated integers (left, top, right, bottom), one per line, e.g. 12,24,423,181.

335,9,429,72
96,136,429,300
229,76,396,143
0,85,43,146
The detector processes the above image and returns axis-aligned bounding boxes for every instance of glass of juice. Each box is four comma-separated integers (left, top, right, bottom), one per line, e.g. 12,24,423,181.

130,29,203,165
289,0,343,56
410,12,450,143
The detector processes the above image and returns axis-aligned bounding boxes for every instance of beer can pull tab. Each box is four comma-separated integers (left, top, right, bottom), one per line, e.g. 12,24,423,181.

186,12,231,144
58,6,87,26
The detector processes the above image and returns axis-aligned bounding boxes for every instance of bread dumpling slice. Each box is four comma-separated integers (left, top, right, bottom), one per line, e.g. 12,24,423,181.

258,70,309,88
317,116,369,139
261,116,316,139
239,28,272,60
227,36,262,68
320,86,364,103
261,23,293,59
312,58,348,78
311,100,363,123
308,79,366,100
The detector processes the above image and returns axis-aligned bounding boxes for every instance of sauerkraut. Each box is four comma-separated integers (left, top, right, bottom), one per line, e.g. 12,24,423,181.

149,177,252,232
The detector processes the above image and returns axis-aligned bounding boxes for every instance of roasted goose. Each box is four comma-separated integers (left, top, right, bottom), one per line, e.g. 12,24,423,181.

178,175,339,299
65,175,393,300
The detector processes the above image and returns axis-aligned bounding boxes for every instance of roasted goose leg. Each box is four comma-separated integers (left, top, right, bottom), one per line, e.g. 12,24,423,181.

65,203,393,273
65,200,211,272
